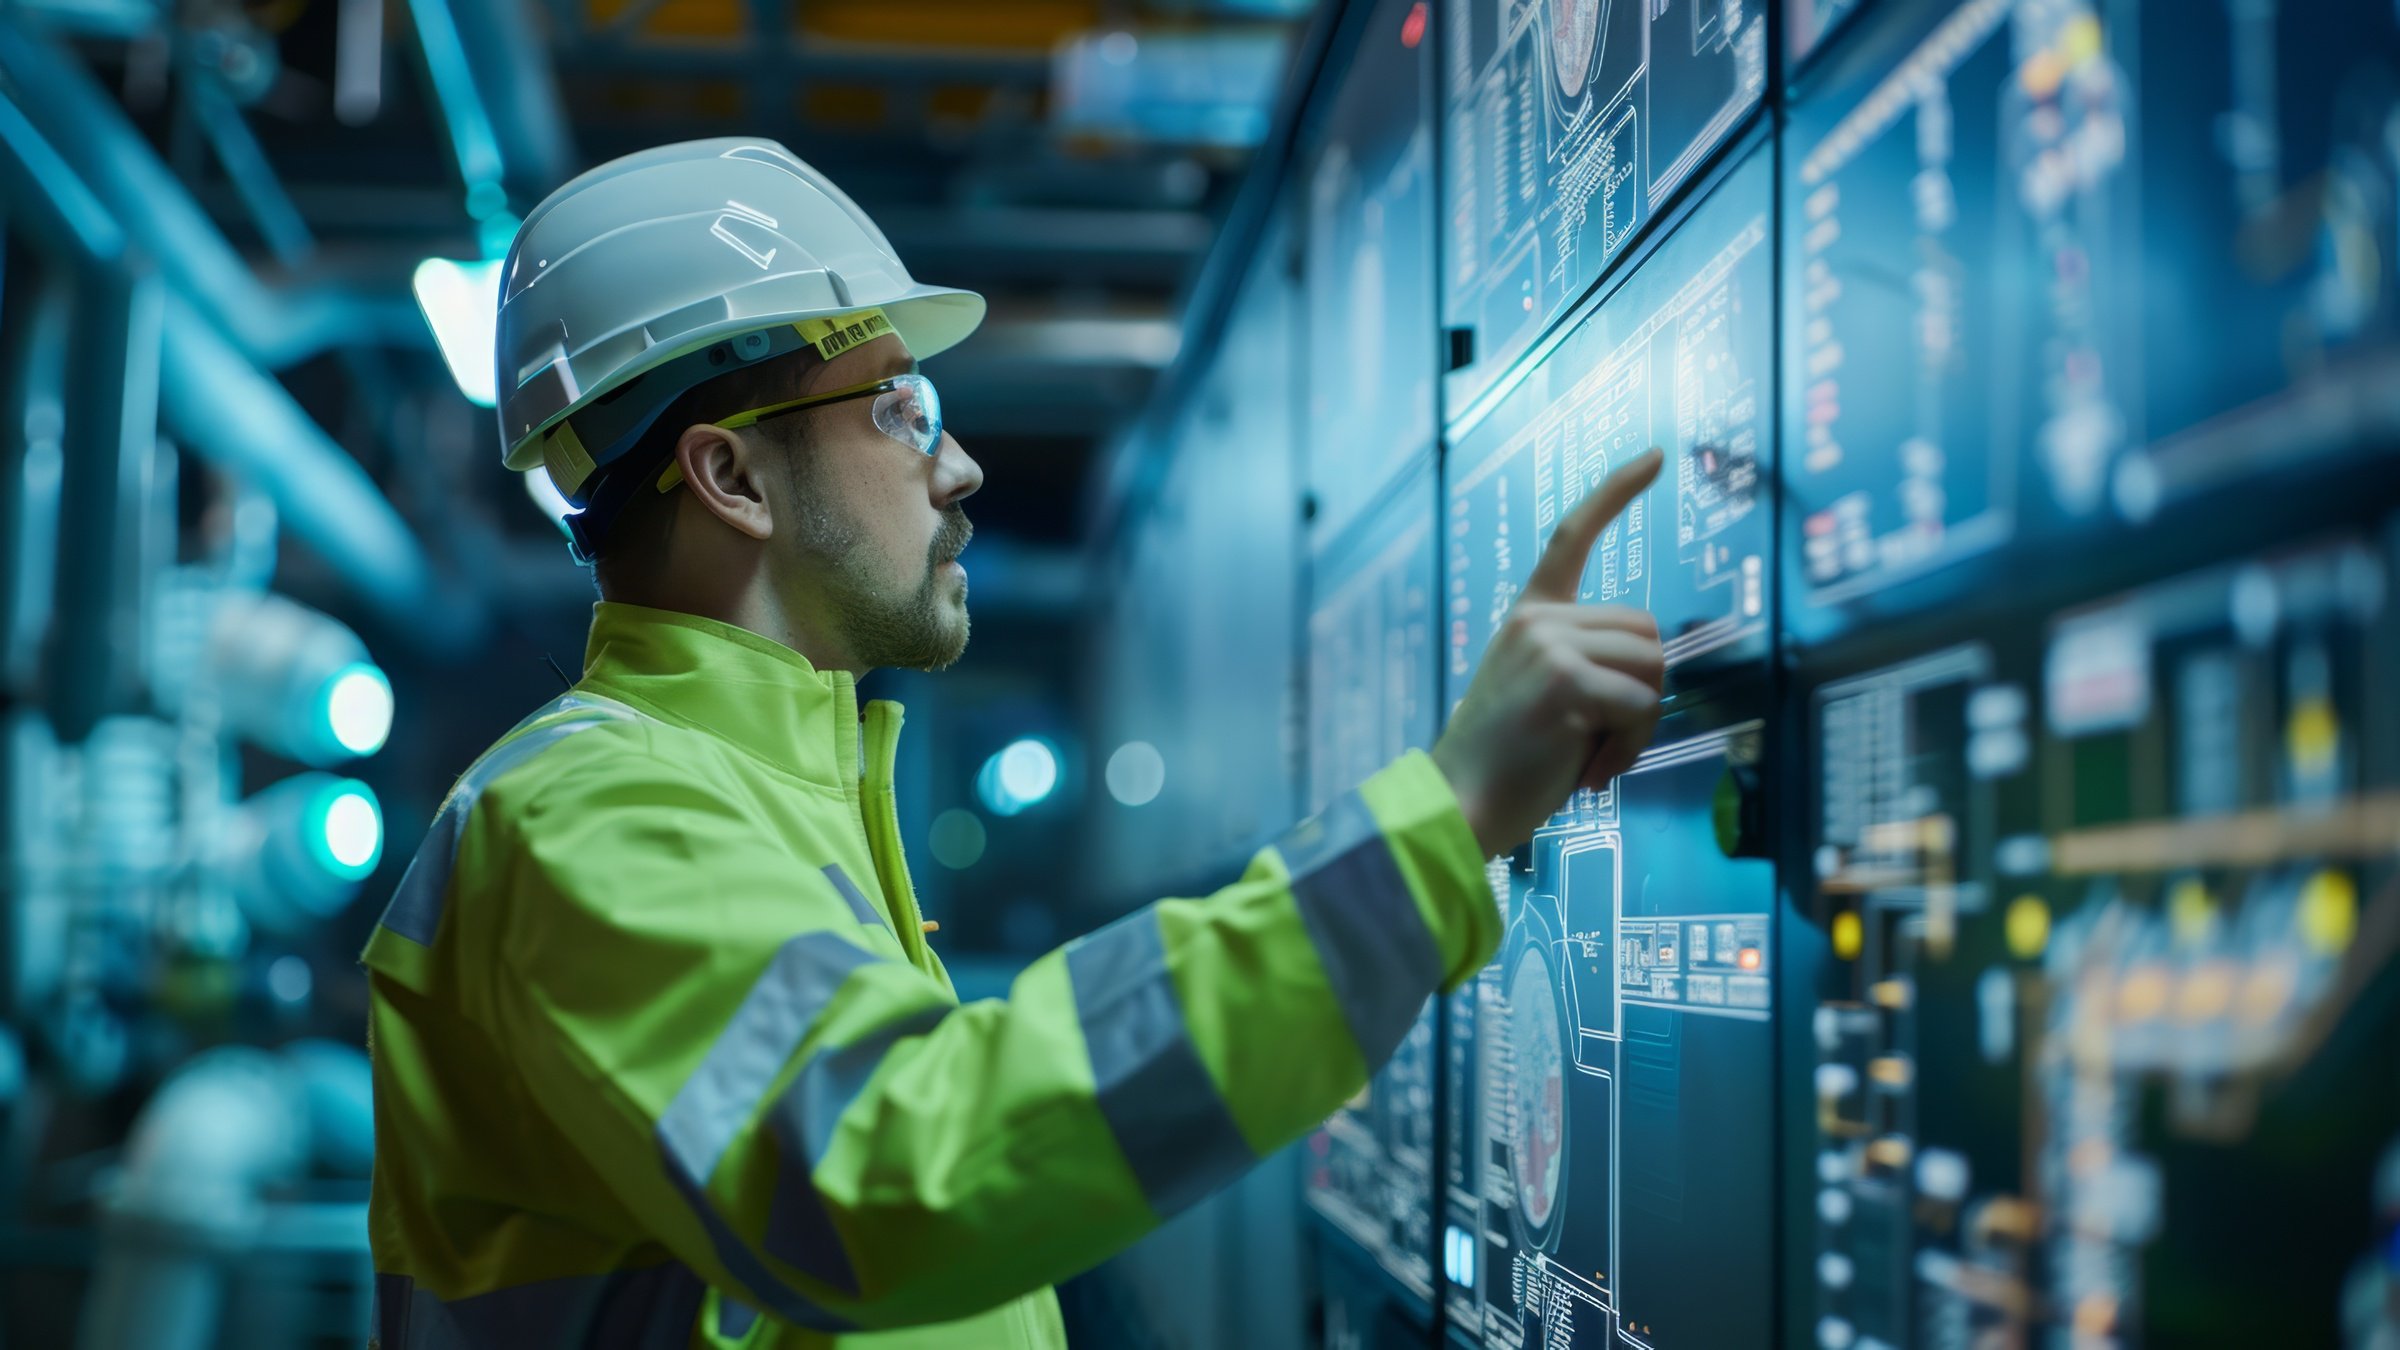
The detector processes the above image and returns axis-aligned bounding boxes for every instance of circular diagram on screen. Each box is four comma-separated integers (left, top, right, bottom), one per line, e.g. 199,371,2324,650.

1548,0,1605,102
1503,934,1568,1249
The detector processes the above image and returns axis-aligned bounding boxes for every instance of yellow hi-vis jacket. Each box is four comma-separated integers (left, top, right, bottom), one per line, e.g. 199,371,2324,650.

361,602,1497,1348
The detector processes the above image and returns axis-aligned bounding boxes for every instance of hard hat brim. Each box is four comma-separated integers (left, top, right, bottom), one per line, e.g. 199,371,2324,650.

501,284,985,474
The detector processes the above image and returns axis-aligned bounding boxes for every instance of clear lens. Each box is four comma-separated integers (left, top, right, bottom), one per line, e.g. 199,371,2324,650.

871,374,943,456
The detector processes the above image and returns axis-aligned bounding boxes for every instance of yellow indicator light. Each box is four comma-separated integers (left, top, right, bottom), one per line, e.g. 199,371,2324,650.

2005,894,2050,959
1868,1055,1914,1088
2298,868,2358,956
1870,978,1912,1010
2060,14,2103,67
1832,909,1863,961
1867,1135,1913,1171
2286,696,2340,778
1973,1196,2038,1242
2168,878,2217,946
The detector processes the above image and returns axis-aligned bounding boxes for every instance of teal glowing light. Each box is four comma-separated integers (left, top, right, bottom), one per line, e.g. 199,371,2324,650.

977,738,1061,817
307,780,383,880
321,663,393,757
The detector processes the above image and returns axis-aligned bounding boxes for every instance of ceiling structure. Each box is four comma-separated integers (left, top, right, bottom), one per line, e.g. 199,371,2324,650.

20,0,1306,628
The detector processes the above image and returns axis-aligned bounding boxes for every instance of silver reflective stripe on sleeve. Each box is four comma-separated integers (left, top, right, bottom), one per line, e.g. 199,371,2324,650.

373,1267,704,1349
1065,908,1254,1220
376,693,645,946
1274,790,1443,1073
762,1002,950,1274
653,929,882,1328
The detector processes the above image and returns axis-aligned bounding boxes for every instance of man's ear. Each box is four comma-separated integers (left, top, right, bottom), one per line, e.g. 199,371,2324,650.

674,423,774,542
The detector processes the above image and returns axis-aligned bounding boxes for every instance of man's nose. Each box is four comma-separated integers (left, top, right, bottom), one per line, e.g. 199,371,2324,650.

934,431,983,506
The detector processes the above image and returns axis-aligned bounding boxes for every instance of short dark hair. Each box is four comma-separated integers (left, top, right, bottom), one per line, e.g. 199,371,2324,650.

587,346,823,596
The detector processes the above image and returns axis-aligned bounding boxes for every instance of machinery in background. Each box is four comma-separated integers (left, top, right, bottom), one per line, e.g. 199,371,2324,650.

0,455,392,1348
0,7,421,1346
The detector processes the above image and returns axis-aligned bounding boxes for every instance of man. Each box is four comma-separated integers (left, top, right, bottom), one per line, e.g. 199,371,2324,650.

362,139,1667,1349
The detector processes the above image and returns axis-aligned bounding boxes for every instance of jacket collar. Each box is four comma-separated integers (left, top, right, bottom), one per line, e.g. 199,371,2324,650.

577,602,861,789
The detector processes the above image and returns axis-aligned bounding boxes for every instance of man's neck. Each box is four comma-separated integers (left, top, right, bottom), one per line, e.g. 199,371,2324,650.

601,582,865,679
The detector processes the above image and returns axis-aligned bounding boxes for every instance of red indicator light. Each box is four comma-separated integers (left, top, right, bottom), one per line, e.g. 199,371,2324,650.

1401,2,1428,48
1737,947,1762,971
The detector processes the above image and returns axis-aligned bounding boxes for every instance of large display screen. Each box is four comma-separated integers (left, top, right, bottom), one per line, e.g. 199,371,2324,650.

1442,715,1776,1350
1782,0,2400,642
1087,220,1301,897
1442,0,1767,417
1446,146,1773,695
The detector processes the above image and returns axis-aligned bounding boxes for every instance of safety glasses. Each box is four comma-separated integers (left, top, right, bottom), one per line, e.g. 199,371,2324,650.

729,372,942,452
653,372,946,492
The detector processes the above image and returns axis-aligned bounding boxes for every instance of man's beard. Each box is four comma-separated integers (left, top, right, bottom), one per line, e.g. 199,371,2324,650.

796,479,973,672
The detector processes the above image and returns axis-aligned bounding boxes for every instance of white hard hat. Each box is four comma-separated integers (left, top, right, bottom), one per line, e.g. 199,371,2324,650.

495,137,985,502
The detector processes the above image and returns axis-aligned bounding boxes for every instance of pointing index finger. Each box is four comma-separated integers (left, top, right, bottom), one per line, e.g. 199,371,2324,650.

1522,447,1664,603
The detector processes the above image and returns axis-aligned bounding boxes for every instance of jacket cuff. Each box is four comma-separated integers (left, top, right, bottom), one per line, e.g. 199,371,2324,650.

1357,749,1502,992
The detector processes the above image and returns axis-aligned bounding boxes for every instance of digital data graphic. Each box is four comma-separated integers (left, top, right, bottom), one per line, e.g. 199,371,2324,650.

1442,0,1767,416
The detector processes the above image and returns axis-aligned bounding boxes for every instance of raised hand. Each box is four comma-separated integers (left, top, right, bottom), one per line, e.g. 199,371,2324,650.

1430,448,1668,856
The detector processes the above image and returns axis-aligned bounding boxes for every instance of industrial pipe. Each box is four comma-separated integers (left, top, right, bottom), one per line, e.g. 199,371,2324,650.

158,294,484,651
50,259,163,743
411,0,578,209
0,87,484,651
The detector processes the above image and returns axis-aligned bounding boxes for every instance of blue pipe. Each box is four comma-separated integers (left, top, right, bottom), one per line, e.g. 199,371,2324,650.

159,295,482,650
0,82,129,264
401,0,507,214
